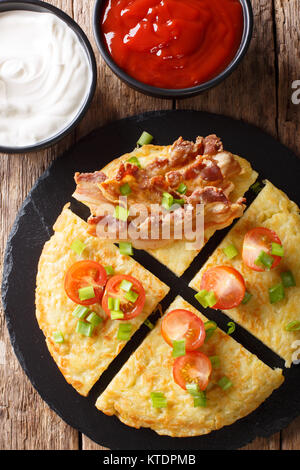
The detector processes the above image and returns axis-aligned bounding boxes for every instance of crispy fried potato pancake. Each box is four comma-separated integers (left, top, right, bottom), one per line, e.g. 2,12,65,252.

96,296,283,437
98,144,258,276
190,181,300,367
35,205,169,396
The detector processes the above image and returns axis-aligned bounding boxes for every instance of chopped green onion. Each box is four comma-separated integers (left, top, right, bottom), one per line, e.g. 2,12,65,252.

150,392,167,409
269,283,285,304
78,285,95,301
117,323,132,341
193,392,207,408
285,321,300,332
281,271,296,288
120,183,131,196
108,297,115,311
172,339,186,358
223,244,238,259
86,312,103,326
137,131,153,147
173,198,185,206
104,265,115,276
111,311,124,320
209,355,220,368
250,181,263,195
227,322,236,335
76,320,94,337
70,239,86,256
114,205,129,222
119,242,133,256
271,242,284,257
242,291,253,304
114,298,120,310
195,290,217,309
125,290,139,303
161,192,174,210
186,384,206,407
120,279,133,292
72,305,90,319
218,376,233,391
255,250,274,270
127,156,141,168
186,383,200,396
53,331,64,344
177,183,187,195
204,320,217,340
144,319,154,330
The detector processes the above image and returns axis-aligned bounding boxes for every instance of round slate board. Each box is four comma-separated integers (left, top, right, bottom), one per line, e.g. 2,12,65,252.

2,110,300,450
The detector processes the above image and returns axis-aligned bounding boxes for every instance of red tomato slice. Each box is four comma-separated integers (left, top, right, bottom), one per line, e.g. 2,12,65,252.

173,351,212,391
64,260,107,306
102,274,146,320
242,227,282,272
200,266,246,310
161,309,206,351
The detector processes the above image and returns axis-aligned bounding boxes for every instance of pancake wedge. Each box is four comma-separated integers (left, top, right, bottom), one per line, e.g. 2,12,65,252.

190,181,300,367
73,138,258,276
35,205,169,396
96,296,283,437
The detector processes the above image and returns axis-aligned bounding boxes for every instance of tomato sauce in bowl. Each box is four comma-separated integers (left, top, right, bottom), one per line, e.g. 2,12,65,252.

100,0,244,90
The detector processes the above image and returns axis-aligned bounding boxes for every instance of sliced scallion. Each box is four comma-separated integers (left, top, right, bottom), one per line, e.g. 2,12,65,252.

161,192,174,210
227,322,236,335
173,198,185,206
285,321,300,332
53,331,64,344
269,283,285,304
193,392,207,408
242,291,253,304
119,241,133,256
204,320,217,340
255,250,274,270
120,183,131,196
125,290,139,303
104,265,115,276
186,383,206,407
127,156,141,168
250,181,264,195
271,242,284,257
111,311,124,320
281,271,296,288
195,290,217,309
108,297,115,311
72,305,90,319
144,319,154,330
117,323,132,341
78,285,95,301
177,183,187,195
150,392,167,409
120,279,133,292
172,339,186,358
70,239,86,256
76,320,94,337
137,131,153,147
86,312,103,326
218,376,233,391
223,244,238,259
114,205,129,222
209,355,220,368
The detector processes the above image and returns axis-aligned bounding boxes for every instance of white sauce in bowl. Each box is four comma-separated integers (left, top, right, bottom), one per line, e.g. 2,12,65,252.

0,10,92,148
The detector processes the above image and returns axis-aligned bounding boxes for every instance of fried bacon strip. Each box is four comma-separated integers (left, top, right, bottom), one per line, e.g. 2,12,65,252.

72,135,245,249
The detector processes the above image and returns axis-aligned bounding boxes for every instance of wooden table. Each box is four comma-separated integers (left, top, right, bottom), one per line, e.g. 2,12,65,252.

0,0,299,451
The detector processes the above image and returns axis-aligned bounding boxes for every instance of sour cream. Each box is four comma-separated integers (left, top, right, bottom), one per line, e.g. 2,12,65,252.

0,10,92,148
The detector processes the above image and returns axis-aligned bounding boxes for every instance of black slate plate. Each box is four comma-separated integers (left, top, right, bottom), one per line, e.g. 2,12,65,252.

2,110,300,450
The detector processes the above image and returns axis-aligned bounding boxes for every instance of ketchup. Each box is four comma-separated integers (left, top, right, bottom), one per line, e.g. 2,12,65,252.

101,0,244,89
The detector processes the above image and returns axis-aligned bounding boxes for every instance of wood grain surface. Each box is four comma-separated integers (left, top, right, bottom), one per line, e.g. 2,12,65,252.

0,0,299,450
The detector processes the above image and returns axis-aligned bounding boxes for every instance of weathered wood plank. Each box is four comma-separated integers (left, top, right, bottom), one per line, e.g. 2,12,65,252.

0,0,79,450
275,0,300,451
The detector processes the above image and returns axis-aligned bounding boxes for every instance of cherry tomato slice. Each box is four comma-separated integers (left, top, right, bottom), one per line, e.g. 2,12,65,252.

173,351,212,391
102,274,146,320
242,227,282,272
200,265,246,310
64,260,107,306
161,309,206,351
